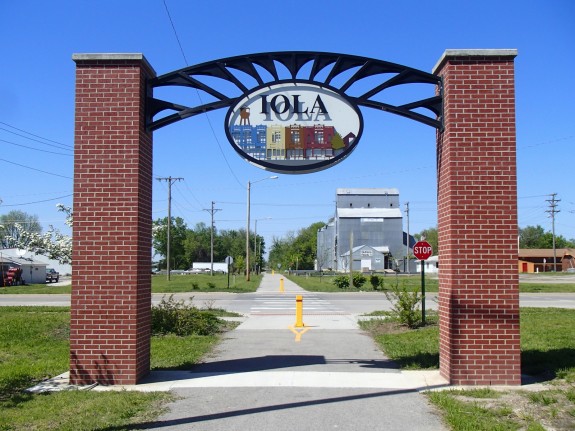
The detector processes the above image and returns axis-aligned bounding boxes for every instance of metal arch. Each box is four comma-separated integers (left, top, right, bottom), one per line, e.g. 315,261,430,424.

146,51,443,132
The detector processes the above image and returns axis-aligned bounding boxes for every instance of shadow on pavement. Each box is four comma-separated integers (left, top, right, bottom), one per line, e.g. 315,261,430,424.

144,354,400,381
101,387,437,430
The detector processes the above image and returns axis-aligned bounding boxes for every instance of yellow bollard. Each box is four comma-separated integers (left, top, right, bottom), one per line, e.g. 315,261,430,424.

272,269,275,275
295,295,305,327
280,278,284,292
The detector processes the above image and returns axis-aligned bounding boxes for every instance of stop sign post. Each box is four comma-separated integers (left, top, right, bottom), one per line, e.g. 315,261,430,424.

225,256,234,288
413,240,433,325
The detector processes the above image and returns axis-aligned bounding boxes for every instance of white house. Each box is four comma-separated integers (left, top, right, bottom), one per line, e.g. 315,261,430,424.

0,248,72,283
415,255,439,274
0,250,47,284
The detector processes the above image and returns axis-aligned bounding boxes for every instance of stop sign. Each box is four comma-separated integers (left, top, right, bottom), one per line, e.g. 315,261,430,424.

413,240,433,260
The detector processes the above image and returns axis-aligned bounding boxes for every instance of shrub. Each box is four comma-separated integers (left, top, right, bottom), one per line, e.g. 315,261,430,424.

369,274,381,290
384,280,422,328
333,275,350,289
151,295,225,336
191,282,199,290
352,272,366,288
207,282,216,289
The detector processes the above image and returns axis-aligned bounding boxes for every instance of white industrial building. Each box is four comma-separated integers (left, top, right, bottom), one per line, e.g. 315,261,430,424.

317,188,415,272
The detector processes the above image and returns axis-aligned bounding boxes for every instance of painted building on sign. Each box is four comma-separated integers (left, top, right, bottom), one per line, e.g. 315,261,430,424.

317,188,411,272
230,123,347,161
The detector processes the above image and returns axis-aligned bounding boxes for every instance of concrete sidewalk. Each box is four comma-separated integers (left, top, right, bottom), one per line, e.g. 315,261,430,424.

90,273,451,429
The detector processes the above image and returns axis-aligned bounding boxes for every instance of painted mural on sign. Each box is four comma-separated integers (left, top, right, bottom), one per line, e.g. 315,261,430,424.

225,83,363,174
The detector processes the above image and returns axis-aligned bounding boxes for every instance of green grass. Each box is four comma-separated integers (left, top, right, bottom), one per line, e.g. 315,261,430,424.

151,273,262,293
427,391,521,431
0,307,70,398
518,283,575,293
0,306,229,429
520,308,575,377
360,308,575,380
286,273,575,293
0,284,71,294
0,390,173,431
3,272,573,294
359,312,440,369
285,273,440,292
0,273,262,294
151,333,219,369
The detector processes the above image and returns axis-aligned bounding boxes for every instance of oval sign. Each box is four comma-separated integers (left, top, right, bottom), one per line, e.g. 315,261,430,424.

225,82,363,174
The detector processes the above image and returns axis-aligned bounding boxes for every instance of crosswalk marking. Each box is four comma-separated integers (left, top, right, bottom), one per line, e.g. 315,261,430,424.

249,294,347,315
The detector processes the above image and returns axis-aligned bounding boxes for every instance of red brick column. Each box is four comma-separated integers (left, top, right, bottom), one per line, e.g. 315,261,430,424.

434,50,520,385
70,54,155,385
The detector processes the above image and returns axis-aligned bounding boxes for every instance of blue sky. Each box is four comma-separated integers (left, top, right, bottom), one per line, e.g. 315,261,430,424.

1,0,574,259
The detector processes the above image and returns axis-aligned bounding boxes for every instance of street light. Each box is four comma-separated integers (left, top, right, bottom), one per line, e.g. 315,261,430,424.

246,176,278,281
255,217,272,274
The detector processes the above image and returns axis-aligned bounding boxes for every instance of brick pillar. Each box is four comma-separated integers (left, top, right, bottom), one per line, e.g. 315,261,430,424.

434,50,521,385
70,54,155,385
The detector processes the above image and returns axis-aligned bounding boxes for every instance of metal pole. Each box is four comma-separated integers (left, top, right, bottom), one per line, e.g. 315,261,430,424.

421,260,426,325
405,201,410,273
167,179,171,281
246,177,277,281
246,180,251,281
204,201,221,276
157,176,183,281
349,231,353,288
255,219,258,275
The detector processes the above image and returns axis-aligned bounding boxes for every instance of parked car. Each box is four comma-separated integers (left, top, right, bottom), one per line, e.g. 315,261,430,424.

184,268,204,274
46,268,60,283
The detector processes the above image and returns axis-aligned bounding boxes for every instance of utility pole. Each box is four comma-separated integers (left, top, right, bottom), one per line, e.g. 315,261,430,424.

203,201,221,276
405,201,410,273
156,176,183,281
546,193,560,272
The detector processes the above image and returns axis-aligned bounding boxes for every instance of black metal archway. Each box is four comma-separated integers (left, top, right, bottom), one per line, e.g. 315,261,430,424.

146,52,443,132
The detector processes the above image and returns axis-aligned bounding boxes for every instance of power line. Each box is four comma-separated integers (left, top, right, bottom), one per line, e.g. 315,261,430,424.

162,0,243,189
0,159,72,179
0,122,73,149
0,194,73,207
162,0,189,66
0,138,73,156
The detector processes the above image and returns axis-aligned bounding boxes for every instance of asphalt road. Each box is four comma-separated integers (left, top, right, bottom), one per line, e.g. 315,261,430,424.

2,291,574,310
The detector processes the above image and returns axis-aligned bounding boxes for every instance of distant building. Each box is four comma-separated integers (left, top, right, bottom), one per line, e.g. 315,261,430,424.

518,248,575,272
415,255,439,274
317,188,413,272
0,249,52,284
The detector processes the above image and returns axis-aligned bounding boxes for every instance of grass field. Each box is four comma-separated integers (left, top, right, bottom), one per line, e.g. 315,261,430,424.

0,306,228,430
1,304,575,429
0,273,262,294
286,273,575,293
1,272,573,294
360,308,575,430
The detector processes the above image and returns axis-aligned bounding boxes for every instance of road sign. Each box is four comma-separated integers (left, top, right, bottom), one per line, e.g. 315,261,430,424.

413,241,433,260
225,256,234,265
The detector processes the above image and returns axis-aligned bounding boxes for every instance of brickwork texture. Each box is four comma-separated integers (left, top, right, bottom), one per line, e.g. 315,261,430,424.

70,55,155,385
435,51,521,385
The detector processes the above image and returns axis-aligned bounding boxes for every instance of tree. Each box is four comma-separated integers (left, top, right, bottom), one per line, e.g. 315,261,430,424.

414,227,438,255
331,132,344,150
268,221,326,270
183,222,212,264
0,210,42,248
152,216,189,269
519,225,574,249
2,205,72,264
